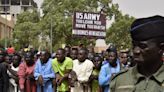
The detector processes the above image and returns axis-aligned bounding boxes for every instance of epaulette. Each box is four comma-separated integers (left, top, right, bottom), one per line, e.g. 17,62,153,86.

111,69,129,81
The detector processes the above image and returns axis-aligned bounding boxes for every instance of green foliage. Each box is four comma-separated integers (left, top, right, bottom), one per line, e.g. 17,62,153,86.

13,0,135,51
13,9,40,49
0,39,11,48
41,0,119,48
106,12,135,50
16,9,40,23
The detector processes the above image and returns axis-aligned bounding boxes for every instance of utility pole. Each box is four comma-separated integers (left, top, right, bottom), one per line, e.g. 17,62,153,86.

50,18,53,54
4,0,8,49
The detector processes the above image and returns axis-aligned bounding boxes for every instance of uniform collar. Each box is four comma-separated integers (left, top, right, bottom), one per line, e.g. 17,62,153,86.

132,64,164,84
132,65,144,84
152,64,164,83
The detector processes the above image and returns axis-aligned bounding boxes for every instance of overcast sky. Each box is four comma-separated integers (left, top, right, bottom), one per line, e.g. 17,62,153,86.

113,0,164,18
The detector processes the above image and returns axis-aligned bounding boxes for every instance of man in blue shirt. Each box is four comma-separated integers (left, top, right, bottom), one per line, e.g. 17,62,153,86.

34,51,55,92
99,46,121,92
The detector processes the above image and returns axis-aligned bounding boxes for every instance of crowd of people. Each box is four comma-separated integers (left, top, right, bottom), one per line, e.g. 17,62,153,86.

0,15,164,92
0,42,133,92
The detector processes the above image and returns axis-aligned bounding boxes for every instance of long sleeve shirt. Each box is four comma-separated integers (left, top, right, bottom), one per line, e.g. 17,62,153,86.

17,62,36,92
99,59,121,92
73,59,94,83
71,59,94,92
34,58,55,92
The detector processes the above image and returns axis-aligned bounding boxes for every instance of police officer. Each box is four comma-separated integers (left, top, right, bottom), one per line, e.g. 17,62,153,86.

110,15,164,92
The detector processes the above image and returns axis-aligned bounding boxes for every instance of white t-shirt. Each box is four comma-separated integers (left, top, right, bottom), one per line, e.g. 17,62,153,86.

72,59,94,83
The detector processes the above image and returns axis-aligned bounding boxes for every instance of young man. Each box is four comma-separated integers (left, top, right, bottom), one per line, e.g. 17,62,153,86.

17,51,36,92
119,51,130,69
64,46,71,57
90,54,103,92
110,15,164,92
101,50,109,65
8,54,22,92
70,48,78,60
34,51,55,92
99,47,121,92
52,48,73,92
70,48,94,92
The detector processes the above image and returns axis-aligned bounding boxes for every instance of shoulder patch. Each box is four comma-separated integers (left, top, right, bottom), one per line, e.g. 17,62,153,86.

111,69,129,81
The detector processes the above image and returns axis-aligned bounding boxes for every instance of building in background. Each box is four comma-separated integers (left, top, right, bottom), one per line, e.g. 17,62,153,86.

0,0,37,44
0,15,14,40
0,0,37,23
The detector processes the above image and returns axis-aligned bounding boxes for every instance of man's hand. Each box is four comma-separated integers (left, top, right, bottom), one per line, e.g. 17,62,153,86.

56,74,62,86
20,89,24,92
57,78,63,86
27,74,34,80
55,74,61,82
38,75,43,86
68,71,77,87
70,71,77,81
90,75,98,80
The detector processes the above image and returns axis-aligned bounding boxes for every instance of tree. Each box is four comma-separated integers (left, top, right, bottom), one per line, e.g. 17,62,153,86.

13,9,40,49
106,12,135,50
41,0,120,48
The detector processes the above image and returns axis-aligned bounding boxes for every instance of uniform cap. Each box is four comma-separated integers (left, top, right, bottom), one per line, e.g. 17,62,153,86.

130,15,164,41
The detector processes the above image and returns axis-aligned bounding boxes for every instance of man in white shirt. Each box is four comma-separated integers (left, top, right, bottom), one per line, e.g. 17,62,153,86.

70,48,94,92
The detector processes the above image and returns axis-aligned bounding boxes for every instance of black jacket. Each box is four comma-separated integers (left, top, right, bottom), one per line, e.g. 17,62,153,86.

0,63,9,92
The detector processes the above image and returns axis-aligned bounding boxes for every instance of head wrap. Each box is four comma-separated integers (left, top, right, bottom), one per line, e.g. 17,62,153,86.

130,15,164,41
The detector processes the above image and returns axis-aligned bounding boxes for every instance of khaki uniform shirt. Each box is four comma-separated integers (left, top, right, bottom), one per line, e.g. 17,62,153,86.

110,64,164,92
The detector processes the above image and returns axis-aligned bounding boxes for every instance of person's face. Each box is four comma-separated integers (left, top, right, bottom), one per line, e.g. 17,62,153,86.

70,50,78,60
24,53,34,66
88,53,94,61
40,52,49,63
56,50,65,63
107,52,117,64
5,56,12,64
132,39,161,65
103,51,109,60
78,50,87,62
93,56,102,69
13,56,20,68
119,53,128,64
64,47,70,57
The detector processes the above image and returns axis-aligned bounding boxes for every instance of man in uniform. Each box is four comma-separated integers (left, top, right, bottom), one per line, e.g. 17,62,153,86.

110,15,164,92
